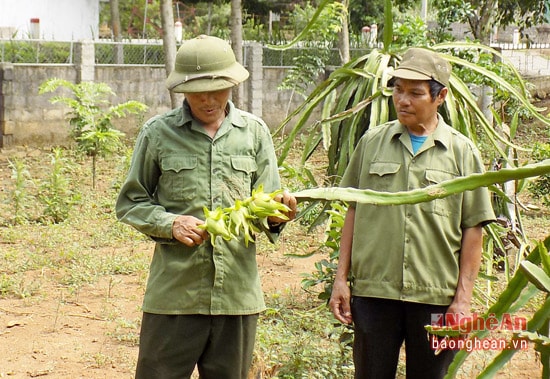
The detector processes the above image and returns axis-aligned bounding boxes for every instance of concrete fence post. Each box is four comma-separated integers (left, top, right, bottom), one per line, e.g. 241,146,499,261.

75,40,95,82
0,63,15,147
247,42,263,118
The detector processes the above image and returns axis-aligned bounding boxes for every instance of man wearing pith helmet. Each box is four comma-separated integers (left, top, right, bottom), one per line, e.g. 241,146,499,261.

329,47,495,378
116,35,296,379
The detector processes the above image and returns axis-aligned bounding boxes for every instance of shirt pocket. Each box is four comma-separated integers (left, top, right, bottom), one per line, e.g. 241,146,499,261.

229,156,258,193
160,155,197,201
367,161,401,191
422,168,461,217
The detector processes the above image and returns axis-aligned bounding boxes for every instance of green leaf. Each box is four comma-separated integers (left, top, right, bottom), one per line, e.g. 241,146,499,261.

265,0,333,51
520,261,550,293
516,330,550,346
539,241,550,277
382,0,393,50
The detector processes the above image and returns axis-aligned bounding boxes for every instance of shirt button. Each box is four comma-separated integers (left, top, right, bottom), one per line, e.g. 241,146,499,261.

405,238,410,243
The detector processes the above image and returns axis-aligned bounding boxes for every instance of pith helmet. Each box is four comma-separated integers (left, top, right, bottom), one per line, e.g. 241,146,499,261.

166,35,249,93
390,48,451,87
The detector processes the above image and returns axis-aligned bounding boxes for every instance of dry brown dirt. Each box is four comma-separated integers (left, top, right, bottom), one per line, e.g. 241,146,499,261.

0,245,320,379
0,142,548,378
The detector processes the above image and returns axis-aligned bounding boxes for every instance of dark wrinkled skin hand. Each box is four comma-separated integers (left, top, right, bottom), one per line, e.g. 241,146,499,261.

329,279,353,325
172,215,208,247
268,190,297,224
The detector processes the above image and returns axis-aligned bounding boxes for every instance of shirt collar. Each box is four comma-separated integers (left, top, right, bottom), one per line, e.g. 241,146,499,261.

389,114,452,150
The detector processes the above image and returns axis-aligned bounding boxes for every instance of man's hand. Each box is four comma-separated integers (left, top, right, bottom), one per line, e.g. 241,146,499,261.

172,215,208,247
329,279,353,325
268,190,297,225
445,300,472,328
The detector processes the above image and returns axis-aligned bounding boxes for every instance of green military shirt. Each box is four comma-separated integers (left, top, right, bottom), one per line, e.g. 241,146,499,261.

116,100,281,315
340,117,495,305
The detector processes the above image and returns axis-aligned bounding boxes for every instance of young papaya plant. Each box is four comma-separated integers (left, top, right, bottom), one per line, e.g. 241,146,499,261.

39,78,148,189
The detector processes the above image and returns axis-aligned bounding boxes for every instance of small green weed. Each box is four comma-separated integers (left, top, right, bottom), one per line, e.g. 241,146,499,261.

37,148,80,223
7,158,33,225
254,291,354,378
107,317,141,346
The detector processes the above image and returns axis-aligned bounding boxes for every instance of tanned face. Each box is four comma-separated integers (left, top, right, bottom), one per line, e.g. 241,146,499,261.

184,88,232,126
392,78,447,135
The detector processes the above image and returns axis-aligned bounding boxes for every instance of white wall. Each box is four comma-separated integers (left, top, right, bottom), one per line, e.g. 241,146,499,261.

0,0,99,40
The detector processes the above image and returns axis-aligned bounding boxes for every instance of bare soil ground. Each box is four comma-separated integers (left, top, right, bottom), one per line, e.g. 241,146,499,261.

0,241,320,379
0,121,548,378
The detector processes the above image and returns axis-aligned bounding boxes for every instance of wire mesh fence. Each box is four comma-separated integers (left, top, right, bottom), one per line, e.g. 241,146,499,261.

261,46,371,67
1,38,550,74
95,40,165,65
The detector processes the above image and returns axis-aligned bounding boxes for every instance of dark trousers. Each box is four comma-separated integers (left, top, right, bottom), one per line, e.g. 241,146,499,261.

135,312,259,379
351,297,456,379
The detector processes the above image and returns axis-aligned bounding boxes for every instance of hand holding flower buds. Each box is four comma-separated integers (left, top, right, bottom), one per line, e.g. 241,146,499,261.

199,185,297,247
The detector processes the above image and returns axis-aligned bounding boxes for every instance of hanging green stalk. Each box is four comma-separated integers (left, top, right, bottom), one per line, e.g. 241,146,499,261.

291,159,550,205
202,162,550,245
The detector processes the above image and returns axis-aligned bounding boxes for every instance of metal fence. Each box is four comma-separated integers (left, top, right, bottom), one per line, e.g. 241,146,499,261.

0,38,370,67
1,38,550,72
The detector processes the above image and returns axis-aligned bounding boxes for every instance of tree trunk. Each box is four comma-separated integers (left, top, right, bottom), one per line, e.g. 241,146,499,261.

338,0,350,65
468,0,498,43
207,2,213,35
231,0,244,109
110,0,123,64
160,0,179,108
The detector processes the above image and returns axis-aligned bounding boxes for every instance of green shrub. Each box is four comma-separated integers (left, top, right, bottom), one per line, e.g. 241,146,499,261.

528,142,550,206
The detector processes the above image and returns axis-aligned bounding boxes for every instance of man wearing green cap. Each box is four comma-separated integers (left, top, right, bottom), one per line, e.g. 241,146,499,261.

329,48,495,378
116,35,296,379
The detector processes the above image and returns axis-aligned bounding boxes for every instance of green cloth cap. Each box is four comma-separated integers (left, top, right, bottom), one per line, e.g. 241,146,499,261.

166,35,249,93
390,48,451,87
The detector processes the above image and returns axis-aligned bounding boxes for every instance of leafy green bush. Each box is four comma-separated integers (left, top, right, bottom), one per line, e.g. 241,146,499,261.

254,292,353,378
0,40,72,63
528,142,550,206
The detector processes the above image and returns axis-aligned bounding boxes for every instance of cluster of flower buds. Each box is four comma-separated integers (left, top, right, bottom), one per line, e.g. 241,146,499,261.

200,185,290,247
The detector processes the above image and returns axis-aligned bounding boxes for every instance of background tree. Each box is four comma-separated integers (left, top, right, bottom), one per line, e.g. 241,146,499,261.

347,0,413,35
433,0,548,43
110,0,124,64
271,0,348,98
338,0,350,64
231,0,245,109
160,0,179,108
